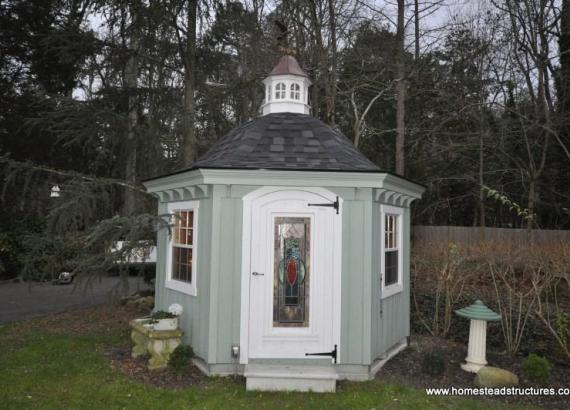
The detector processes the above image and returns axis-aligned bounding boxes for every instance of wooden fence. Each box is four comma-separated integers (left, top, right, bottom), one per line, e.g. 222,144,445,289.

412,225,570,246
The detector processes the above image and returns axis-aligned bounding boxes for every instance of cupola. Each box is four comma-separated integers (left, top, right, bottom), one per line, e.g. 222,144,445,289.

261,55,311,115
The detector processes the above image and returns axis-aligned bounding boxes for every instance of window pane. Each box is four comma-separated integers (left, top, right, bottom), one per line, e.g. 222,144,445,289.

273,217,310,328
172,247,180,280
172,247,193,283
385,250,398,286
186,228,193,245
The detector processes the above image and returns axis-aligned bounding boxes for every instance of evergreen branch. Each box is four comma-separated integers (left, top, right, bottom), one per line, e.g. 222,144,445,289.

0,155,151,197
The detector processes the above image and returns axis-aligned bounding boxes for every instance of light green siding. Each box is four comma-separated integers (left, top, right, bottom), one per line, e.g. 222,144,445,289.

336,189,373,365
370,204,411,360
150,177,421,369
212,194,244,363
154,192,213,361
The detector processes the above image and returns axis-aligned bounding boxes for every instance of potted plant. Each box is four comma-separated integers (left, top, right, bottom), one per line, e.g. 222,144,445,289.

149,310,178,330
149,304,184,331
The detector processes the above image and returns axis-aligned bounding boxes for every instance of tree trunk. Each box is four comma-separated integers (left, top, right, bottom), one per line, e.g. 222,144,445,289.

308,0,325,121
123,10,139,216
182,0,197,166
559,0,570,115
395,0,406,175
414,0,420,60
326,0,337,125
479,127,486,228
527,178,535,231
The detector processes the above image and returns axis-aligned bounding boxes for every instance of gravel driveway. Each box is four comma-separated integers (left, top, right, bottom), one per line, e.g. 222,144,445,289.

0,276,151,324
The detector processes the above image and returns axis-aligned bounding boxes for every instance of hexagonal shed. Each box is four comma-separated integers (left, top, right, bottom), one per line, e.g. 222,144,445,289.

143,55,424,392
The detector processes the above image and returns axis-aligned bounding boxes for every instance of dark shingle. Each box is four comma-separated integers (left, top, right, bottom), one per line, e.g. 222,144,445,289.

191,113,380,172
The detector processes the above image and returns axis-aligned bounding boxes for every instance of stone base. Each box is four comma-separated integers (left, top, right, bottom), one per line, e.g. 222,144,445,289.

461,361,486,373
190,338,409,383
130,319,183,371
244,364,338,393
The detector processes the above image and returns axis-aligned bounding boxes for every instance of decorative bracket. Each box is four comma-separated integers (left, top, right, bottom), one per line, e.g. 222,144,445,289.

308,196,340,214
305,344,338,363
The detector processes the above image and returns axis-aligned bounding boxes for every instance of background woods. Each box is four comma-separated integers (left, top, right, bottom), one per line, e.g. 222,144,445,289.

0,0,569,282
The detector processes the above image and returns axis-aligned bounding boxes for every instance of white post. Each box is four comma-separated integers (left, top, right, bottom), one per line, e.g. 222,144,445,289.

461,319,488,373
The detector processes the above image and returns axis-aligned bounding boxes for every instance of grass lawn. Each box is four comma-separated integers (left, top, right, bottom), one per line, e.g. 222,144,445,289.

0,306,531,410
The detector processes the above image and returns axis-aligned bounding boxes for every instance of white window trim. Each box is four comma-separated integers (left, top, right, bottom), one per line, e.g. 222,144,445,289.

165,200,199,296
275,82,286,100
380,204,403,299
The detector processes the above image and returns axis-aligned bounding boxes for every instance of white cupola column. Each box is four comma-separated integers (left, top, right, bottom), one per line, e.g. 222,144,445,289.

261,55,311,115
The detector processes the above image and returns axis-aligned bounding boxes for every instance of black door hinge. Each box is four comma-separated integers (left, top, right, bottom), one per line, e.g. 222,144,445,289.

308,196,340,214
305,344,338,363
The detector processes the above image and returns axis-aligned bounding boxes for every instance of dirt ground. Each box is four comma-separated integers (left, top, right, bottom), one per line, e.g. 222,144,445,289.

379,334,570,409
104,345,210,389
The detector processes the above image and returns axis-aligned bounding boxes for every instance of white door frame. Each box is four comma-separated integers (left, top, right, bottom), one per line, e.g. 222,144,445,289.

239,186,342,364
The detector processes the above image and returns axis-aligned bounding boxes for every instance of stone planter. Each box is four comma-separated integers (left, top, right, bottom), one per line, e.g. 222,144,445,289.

152,317,178,331
130,319,183,370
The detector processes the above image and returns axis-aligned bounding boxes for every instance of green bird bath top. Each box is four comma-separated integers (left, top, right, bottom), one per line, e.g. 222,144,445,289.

455,300,501,321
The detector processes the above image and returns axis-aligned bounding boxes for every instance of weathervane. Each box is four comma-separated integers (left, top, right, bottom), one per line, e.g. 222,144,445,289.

273,19,296,56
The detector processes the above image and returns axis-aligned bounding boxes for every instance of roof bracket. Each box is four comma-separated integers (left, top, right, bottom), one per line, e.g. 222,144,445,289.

308,196,339,214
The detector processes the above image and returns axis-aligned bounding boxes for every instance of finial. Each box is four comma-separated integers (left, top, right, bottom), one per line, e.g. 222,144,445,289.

278,46,296,56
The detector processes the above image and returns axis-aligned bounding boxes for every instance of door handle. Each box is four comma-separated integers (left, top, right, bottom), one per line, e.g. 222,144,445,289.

252,272,264,276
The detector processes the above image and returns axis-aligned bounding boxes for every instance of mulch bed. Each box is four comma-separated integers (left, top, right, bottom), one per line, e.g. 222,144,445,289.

379,334,570,409
104,345,210,389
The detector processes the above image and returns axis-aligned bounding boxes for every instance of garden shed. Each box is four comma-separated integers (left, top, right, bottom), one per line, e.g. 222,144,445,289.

143,54,424,392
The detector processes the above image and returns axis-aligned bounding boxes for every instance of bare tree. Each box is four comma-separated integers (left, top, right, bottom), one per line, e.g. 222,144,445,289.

123,4,140,216
395,0,406,175
350,86,390,148
183,0,197,166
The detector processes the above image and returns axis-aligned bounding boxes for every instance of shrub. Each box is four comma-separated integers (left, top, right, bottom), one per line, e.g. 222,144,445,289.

522,353,551,384
169,345,194,373
150,310,176,320
421,350,446,376
0,232,23,280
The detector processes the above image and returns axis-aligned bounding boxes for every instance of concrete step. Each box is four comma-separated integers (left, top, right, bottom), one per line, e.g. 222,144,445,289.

244,363,338,393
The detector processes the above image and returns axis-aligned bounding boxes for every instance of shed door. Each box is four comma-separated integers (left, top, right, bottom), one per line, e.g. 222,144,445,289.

247,189,340,360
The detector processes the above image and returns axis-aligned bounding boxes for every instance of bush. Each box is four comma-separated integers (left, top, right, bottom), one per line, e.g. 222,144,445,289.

150,310,176,320
421,350,446,376
0,232,23,280
169,345,194,373
522,353,551,384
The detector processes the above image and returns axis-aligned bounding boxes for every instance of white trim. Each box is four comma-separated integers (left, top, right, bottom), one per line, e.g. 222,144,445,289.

165,200,199,296
261,74,312,115
368,338,408,378
240,186,342,364
143,169,425,198
380,204,404,299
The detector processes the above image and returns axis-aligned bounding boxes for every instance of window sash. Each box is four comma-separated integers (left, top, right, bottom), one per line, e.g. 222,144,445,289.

171,210,194,284
381,205,403,298
275,83,286,99
166,201,199,296
384,214,399,251
290,83,300,100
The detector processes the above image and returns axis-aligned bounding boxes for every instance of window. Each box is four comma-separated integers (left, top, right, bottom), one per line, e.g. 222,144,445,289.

273,216,310,327
275,82,286,99
290,83,300,100
267,85,271,101
384,214,398,286
381,205,403,298
166,201,199,295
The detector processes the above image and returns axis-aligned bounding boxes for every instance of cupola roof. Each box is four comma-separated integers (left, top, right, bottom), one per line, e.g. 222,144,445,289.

269,55,308,77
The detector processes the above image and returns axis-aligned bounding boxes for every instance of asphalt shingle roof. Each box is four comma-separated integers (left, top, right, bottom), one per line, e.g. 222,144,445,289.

191,113,380,172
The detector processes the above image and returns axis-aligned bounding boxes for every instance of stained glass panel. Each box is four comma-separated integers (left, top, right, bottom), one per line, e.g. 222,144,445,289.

273,217,310,327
